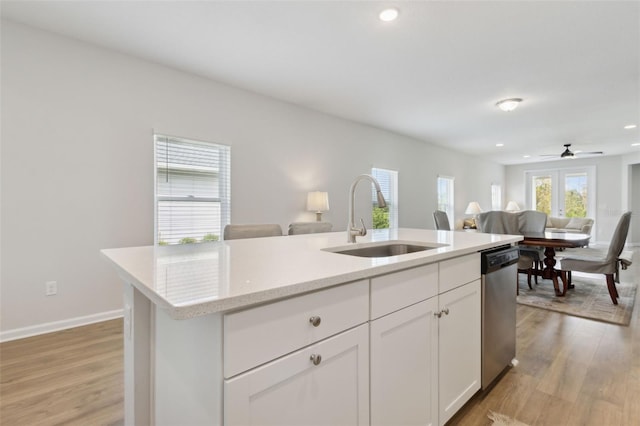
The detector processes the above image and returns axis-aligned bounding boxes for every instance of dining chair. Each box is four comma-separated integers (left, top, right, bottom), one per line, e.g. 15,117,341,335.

288,222,332,235
558,211,632,305
476,211,535,288
433,210,451,230
223,224,283,240
516,210,548,282
476,211,519,234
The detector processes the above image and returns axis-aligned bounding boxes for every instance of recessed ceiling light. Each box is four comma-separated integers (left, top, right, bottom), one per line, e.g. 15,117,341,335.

379,8,399,22
496,98,523,112
624,124,637,129
523,155,531,158
632,143,640,146
496,143,504,147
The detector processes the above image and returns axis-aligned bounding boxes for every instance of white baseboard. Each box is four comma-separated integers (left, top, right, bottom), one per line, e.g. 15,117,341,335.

0,309,123,343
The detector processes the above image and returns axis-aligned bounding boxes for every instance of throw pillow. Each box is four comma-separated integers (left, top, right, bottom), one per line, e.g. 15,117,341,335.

566,217,586,230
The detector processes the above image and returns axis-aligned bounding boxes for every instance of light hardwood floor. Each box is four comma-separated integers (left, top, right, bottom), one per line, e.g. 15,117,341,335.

0,319,123,425
1,249,638,426
452,248,640,426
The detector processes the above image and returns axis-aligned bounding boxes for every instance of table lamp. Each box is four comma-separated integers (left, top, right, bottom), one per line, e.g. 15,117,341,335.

307,191,329,221
464,201,483,229
505,201,521,212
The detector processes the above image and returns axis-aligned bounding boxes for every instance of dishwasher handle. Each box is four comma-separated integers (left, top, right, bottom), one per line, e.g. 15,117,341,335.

481,247,520,274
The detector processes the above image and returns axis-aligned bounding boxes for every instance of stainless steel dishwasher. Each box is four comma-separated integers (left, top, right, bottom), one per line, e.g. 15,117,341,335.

481,245,519,390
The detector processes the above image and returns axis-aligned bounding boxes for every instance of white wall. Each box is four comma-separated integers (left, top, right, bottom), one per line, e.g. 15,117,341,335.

0,21,504,337
505,155,629,244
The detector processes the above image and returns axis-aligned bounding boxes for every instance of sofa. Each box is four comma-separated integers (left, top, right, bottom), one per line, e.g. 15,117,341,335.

545,216,593,235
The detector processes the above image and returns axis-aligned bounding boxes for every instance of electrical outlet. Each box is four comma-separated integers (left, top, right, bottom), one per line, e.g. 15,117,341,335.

45,281,57,296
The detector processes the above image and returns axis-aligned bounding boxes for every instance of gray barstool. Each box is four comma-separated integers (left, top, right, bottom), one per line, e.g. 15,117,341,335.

288,222,332,235
433,210,451,230
223,224,283,240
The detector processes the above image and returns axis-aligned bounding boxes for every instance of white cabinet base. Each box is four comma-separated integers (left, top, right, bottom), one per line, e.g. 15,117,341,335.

438,280,481,425
370,298,439,426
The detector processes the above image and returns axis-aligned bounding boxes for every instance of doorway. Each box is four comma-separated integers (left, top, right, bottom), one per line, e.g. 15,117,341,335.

525,166,596,219
631,164,640,245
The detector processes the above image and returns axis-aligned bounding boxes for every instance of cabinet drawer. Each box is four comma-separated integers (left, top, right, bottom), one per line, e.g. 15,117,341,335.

439,253,480,293
371,264,438,319
224,280,368,378
224,324,369,426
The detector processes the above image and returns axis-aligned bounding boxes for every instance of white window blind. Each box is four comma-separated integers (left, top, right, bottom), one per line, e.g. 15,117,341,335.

155,135,230,245
371,168,398,229
437,176,454,225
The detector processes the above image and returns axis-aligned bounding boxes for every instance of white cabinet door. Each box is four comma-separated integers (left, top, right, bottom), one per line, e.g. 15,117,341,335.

370,298,439,426
437,279,481,426
224,324,369,426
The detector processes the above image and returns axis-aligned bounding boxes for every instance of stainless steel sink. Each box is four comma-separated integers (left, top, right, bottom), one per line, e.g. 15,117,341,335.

324,241,448,258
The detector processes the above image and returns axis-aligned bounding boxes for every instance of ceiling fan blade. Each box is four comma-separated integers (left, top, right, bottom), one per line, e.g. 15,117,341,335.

575,151,603,155
539,145,603,159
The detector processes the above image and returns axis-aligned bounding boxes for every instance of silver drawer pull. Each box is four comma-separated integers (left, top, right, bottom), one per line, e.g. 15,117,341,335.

309,316,321,327
310,354,322,365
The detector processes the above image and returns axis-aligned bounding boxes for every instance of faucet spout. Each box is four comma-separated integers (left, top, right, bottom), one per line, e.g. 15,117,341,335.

347,174,387,243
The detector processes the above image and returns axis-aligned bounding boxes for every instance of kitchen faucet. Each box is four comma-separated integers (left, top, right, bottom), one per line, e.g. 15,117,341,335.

347,174,387,243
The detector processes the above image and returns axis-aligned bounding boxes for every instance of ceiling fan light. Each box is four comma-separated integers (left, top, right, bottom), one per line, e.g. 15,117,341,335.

496,98,523,112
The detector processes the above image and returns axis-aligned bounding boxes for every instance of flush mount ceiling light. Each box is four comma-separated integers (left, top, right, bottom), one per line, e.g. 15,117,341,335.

496,143,504,147
496,98,523,112
632,143,640,146
624,124,637,129
379,8,399,22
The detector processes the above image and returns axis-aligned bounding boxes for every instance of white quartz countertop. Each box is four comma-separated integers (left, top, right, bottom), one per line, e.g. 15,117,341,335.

101,228,522,319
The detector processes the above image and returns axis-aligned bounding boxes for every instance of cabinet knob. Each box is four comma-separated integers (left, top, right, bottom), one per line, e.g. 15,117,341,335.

310,354,322,365
309,316,322,327
434,308,449,318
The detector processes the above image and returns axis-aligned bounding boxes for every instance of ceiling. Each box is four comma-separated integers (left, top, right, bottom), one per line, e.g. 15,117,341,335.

2,0,639,165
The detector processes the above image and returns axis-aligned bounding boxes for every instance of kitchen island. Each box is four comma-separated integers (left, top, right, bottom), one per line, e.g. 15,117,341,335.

102,228,522,426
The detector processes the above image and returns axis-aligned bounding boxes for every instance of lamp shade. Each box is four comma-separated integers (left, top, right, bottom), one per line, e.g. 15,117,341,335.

505,201,521,212
307,191,329,212
464,202,483,215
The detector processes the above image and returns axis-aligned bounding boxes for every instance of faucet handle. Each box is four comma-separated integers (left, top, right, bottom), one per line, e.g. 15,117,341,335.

359,218,367,237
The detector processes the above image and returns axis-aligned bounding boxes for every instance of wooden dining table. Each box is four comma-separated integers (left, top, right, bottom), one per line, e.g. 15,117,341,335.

519,231,591,296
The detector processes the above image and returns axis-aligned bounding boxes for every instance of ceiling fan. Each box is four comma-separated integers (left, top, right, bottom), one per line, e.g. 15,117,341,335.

541,143,604,159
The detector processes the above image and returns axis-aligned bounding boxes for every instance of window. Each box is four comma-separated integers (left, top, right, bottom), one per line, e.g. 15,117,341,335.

155,134,230,245
491,183,502,211
437,176,454,224
371,168,398,229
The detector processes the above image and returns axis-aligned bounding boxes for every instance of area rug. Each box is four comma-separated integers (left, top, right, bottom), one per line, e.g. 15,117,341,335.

517,273,636,325
488,411,529,426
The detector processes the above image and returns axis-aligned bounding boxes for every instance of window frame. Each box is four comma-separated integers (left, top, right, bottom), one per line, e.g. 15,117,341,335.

437,175,455,225
154,134,231,245
371,167,399,229
491,183,502,211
